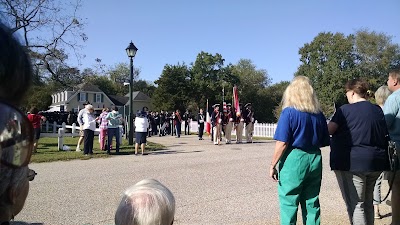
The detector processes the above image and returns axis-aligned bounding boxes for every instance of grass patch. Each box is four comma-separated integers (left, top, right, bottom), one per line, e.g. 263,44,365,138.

31,137,165,163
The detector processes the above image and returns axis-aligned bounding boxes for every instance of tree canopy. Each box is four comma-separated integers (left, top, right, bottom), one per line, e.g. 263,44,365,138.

0,0,87,86
296,30,400,116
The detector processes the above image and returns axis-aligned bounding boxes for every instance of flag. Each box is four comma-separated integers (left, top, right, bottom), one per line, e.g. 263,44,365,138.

205,99,211,134
233,85,240,116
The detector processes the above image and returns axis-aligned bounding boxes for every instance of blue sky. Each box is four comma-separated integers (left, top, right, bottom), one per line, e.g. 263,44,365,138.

75,0,400,84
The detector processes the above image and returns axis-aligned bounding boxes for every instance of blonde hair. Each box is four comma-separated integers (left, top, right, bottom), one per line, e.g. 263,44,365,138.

375,85,392,106
282,76,321,113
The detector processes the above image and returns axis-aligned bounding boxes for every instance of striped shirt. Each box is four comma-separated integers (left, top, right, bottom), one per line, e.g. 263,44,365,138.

99,112,109,130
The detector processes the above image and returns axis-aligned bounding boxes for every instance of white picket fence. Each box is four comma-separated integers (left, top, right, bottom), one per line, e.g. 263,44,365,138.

252,122,277,137
187,121,277,138
40,121,278,138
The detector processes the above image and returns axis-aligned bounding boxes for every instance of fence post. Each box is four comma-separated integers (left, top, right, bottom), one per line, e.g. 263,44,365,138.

58,128,64,150
53,121,57,133
72,123,76,134
45,121,49,132
119,125,123,145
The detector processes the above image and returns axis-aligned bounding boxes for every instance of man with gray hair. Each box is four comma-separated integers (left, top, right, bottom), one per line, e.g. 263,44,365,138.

384,67,400,224
115,179,175,225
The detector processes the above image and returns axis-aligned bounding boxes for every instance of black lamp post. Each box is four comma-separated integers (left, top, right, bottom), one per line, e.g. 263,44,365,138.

126,41,138,145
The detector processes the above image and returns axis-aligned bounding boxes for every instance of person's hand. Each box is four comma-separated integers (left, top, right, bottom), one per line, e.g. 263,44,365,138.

269,165,278,182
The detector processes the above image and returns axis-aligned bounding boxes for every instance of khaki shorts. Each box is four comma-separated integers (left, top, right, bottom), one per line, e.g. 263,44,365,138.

79,126,84,137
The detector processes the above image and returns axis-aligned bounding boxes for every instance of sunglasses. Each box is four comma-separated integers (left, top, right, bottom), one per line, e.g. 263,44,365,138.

28,169,37,181
0,101,34,168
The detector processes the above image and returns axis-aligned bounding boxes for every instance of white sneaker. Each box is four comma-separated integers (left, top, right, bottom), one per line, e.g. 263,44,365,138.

214,142,218,145
76,146,81,152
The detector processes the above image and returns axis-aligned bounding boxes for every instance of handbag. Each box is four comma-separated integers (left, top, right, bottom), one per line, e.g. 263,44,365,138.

378,139,398,202
388,140,398,172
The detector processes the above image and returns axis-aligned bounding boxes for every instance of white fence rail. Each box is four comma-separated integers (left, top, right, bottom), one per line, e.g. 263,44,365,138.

40,121,277,139
187,121,277,138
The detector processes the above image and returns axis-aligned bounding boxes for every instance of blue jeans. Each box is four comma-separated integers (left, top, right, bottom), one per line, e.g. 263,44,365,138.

107,127,120,153
335,171,381,225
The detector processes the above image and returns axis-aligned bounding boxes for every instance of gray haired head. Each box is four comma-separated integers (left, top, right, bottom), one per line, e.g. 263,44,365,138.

115,179,175,225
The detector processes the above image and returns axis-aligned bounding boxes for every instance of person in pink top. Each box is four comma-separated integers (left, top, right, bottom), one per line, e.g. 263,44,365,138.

27,107,46,153
97,107,109,150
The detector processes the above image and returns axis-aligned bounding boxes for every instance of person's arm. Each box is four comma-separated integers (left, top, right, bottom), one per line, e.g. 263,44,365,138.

384,95,399,129
269,108,291,182
328,107,344,135
269,141,288,182
77,110,84,126
328,122,338,135
105,113,111,120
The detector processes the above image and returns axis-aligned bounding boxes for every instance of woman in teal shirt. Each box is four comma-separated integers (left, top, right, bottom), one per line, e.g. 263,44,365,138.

270,76,330,225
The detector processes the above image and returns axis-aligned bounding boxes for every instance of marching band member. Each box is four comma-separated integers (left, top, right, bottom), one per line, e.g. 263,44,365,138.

174,109,182,138
197,108,205,140
235,103,244,144
223,103,234,144
211,104,222,145
244,103,255,143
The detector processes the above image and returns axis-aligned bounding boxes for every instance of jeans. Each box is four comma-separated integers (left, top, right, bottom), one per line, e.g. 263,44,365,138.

373,172,384,205
198,123,204,138
107,127,120,153
83,129,94,154
335,171,381,225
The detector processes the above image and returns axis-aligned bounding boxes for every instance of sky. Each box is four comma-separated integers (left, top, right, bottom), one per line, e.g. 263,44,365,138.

73,0,400,84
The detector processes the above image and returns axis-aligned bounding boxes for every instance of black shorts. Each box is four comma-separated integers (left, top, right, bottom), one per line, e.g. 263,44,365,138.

33,128,41,140
135,132,147,144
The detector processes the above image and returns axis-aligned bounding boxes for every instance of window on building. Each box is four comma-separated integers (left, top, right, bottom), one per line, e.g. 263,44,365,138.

96,93,102,103
79,92,86,102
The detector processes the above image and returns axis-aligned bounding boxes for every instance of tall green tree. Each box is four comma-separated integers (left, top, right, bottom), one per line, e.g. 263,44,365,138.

191,51,227,109
84,75,117,96
231,59,272,122
152,64,191,112
296,32,356,116
296,31,400,116
232,59,271,103
107,63,140,96
354,30,400,89
22,86,53,111
132,80,156,98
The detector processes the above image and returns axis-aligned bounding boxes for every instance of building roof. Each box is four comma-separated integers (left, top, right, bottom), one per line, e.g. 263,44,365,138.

108,95,129,106
124,91,151,101
76,83,103,92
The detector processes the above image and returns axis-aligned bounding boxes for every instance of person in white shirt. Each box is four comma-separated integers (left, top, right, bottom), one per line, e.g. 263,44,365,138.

76,101,90,152
134,111,149,155
82,104,96,155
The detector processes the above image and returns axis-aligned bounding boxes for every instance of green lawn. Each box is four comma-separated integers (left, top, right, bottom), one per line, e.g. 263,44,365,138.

31,137,165,163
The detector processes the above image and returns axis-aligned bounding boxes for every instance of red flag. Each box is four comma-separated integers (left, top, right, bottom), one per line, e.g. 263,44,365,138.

205,99,211,134
233,86,240,116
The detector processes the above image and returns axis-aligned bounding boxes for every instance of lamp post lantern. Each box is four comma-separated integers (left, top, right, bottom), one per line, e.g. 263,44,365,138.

126,41,138,145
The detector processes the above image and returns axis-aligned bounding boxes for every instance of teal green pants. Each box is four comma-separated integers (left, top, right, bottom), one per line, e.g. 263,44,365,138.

278,148,322,225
